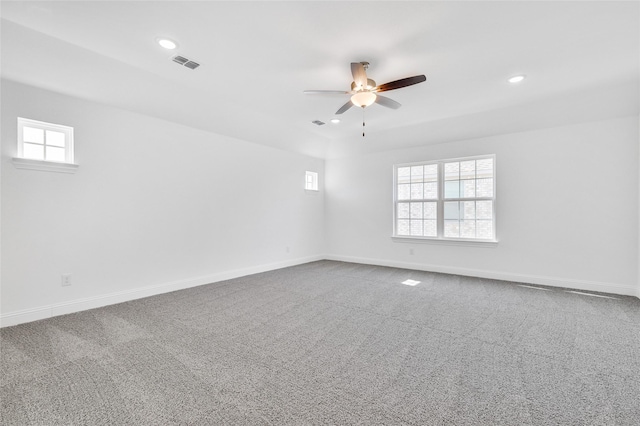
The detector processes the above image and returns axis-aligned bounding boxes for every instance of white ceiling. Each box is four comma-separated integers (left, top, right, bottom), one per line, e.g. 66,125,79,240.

1,1,638,159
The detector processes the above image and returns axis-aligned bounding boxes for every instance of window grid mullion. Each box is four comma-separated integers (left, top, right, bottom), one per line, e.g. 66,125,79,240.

437,162,444,238
43,130,48,161
443,197,494,202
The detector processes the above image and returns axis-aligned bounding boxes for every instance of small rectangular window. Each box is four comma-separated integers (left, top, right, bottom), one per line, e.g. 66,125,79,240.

305,171,318,191
17,118,74,164
394,155,496,241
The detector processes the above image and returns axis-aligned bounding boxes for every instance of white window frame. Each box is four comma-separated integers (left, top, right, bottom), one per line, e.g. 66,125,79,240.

392,154,497,243
12,117,78,173
305,171,319,191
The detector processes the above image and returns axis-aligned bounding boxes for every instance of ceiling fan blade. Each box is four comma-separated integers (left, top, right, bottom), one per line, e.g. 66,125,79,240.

351,62,368,89
375,75,426,92
335,100,354,115
303,90,350,95
375,95,401,109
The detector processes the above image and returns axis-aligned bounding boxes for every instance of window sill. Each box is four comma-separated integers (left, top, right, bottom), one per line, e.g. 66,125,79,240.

392,236,498,248
12,158,79,174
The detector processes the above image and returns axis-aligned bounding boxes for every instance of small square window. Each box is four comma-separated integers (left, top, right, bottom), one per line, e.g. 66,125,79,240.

305,171,318,191
17,118,74,164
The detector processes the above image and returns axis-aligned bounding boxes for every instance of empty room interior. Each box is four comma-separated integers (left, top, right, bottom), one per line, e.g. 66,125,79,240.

1,1,639,425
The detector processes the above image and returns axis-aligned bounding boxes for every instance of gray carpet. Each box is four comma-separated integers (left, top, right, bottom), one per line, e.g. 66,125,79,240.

1,260,639,425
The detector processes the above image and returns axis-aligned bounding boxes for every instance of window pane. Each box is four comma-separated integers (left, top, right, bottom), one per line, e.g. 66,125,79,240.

444,220,460,237
46,130,66,147
424,220,437,237
397,167,411,184
45,146,66,162
23,126,44,144
476,201,493,219
444,202,460,220
398,184,410,200
305,171,318,190
423,202,437,219
23,143,45,160
424,182,438,199
461,220,476,238
444,181,460,198
477,178,493,197
424,164,438,182
410,220,423,236
460,160,475,179
411,166,424,183
410,202,423,218
477,158,494,178
477,220,493,239
397,220,410,235
444,162,459,180
462,179,476,198
396,156,494,241
410,183,424,199
463,201,476,219
397,203,410,219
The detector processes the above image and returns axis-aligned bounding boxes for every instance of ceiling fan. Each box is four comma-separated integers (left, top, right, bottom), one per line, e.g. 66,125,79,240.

304,62,426,115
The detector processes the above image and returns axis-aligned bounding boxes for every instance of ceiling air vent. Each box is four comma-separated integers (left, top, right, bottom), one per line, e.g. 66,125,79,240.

312,120,325,126
172,55,200,70
184,61,200,70
172,55,188,65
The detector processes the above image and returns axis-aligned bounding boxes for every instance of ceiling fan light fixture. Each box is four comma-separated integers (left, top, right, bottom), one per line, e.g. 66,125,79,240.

508,74,526,83
330,118,341,124
351,91,377,107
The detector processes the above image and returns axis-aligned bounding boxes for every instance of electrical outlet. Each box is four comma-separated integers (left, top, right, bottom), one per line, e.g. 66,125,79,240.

61,273,72,287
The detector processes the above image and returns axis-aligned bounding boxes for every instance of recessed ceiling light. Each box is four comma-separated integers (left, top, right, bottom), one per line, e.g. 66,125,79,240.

330,118,340,124
508,75,526,84
157,38,177,50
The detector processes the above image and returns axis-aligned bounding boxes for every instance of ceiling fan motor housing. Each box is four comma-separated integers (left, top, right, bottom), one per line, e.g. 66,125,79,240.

351,79,377,91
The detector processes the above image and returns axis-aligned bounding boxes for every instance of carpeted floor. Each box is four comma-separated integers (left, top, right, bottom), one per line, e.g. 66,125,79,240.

1,260,639,425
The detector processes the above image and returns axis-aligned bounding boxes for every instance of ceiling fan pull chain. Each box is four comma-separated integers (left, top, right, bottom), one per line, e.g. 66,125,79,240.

362,107,366,138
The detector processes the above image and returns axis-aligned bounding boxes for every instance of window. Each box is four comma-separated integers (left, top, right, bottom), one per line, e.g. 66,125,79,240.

17,118,74,163
305,171,318,191
394,155,495,241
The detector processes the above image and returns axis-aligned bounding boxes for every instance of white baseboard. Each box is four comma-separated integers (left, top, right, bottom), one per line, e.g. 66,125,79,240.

325,254,639,297
0,255,323,328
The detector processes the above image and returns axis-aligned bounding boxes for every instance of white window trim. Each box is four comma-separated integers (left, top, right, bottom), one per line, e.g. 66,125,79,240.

391,236,498,247
13,117,78,173
11,157,79,174
392,155,497,244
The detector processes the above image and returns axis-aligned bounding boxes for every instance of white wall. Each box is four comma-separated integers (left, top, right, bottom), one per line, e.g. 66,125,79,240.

2,80,638,329
1,80,325,325
325,116,639,296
